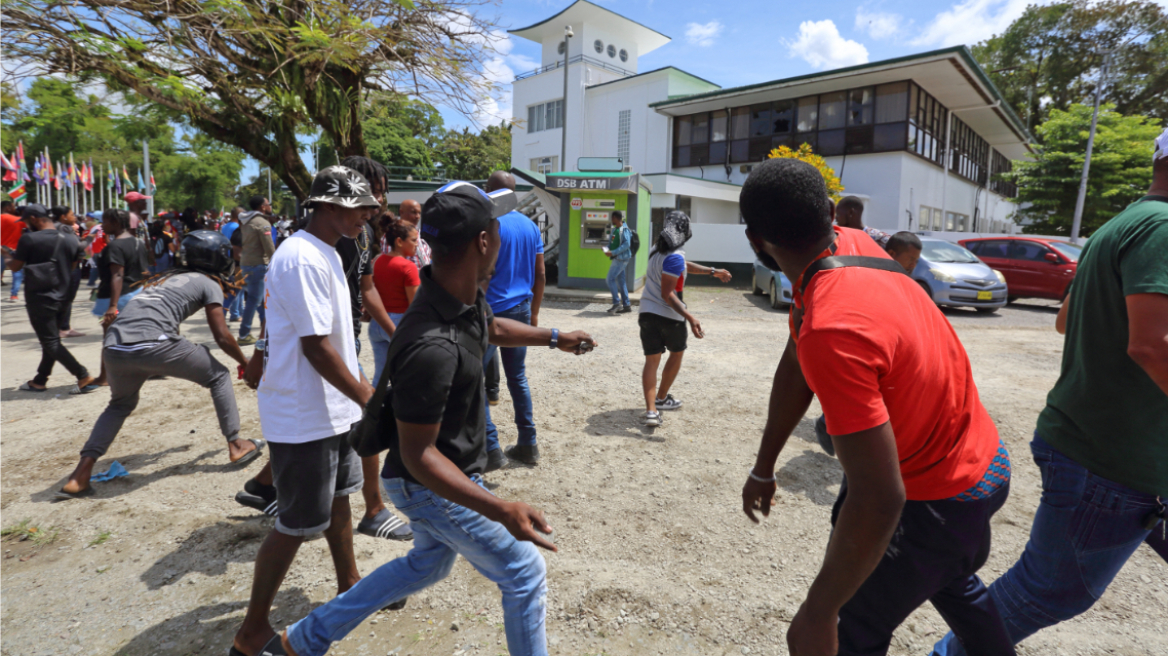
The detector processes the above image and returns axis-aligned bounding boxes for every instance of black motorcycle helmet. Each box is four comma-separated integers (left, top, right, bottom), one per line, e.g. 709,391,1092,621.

181,230,235,277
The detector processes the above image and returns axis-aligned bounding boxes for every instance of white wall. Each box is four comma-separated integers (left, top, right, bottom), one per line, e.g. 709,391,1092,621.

579,73,673,174
690,196,740,225
685,223,755,263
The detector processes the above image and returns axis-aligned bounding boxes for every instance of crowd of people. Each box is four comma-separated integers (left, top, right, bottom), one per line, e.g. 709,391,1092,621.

3,128,1165,656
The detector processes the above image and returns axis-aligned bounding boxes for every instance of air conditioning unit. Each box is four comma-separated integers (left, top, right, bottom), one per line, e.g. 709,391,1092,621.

739,165,754,174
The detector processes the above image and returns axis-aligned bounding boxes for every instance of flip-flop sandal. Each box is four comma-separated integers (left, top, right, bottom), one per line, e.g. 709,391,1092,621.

54,486,96,501
231,439,265,467
69,383,101,395
226,634,288,656
18,382,47,393
357,508,414,541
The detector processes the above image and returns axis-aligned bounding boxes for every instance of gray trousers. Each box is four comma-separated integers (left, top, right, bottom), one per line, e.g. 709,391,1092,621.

81,338,240,460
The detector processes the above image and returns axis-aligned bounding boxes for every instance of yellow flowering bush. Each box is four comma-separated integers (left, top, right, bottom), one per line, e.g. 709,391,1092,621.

766,143,845,200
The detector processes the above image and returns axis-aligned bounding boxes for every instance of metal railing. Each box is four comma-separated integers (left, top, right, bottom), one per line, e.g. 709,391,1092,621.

513,55,634,81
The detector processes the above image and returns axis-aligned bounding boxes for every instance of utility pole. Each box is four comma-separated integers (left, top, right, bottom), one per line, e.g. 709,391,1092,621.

560,25,573,173
267,167,273,204
143,140,154,223
1069,51,1109,245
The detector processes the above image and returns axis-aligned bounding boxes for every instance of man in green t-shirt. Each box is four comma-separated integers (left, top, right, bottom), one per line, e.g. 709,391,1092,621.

932,129,1168,656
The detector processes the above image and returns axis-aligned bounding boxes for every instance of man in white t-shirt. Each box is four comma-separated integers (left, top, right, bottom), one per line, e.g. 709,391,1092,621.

231,166,382,656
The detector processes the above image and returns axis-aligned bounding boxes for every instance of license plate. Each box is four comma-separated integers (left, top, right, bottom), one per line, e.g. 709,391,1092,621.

977,291,992,301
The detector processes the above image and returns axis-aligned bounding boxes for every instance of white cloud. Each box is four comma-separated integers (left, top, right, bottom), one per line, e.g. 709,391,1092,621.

685,21,724,47
912,0,1032,47
855,8,904,39
787,20,869,70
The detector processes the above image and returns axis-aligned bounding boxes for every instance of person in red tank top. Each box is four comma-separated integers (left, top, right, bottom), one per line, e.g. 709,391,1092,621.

738,158,1013,656
368,218,420,384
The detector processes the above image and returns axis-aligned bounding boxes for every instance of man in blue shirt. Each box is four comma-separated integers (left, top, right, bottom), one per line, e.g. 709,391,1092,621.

604,210,633,314
483,171,545,470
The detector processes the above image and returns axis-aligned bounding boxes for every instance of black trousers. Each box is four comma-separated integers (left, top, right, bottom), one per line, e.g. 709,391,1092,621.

27,301,89,386
832,477,1015,656
57,268,83,330
485,347,500,398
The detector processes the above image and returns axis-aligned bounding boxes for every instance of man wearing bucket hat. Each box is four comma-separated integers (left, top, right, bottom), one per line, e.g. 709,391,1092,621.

637,210,732,427
930,129,1168,655
262,181,596,656
230,165,383,656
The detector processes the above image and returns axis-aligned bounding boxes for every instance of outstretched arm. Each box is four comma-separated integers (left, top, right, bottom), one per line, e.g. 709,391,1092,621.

489,317,596,353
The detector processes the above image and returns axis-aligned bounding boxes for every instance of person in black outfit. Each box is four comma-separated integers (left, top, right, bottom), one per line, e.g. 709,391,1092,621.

8,204,97,393
51,205,86,339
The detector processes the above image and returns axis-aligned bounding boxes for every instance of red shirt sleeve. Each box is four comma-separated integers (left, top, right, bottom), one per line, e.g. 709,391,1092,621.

402,258,420,287
798,328,891,436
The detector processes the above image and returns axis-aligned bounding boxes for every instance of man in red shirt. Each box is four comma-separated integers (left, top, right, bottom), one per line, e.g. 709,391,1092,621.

739,158,1013,656
2,200,25,295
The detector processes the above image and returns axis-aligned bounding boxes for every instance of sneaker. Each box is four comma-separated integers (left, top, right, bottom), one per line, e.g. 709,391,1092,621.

642,411,663,427
235,479,278,516
7,296,16,302
237,334,257,346
484,447,510,473
656,394,683,411
617,304,633,313
504,443,540,466
488,392,500,406
357,508,413,541
605,303,621,314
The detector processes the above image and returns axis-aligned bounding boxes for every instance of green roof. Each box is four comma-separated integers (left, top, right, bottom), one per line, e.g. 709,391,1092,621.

649,46,1033,145
587,66,720,92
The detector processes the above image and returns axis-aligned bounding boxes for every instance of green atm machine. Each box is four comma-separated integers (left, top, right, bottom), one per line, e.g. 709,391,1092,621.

544,162,652,291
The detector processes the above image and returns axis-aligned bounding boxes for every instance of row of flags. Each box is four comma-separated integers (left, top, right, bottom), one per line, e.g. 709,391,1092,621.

2,141,156,203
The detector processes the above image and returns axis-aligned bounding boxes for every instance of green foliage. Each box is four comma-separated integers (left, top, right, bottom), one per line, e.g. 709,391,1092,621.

1008,104,1160,235
436,122,512,181
154,135,245,213
973,0,1168,130
363,95,446,178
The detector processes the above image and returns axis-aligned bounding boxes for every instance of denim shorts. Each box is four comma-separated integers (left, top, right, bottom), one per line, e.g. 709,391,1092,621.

92,287,142,317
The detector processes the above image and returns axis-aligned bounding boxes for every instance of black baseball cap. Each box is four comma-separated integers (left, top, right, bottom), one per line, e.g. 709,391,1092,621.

19,203,49,221
420,181,517,250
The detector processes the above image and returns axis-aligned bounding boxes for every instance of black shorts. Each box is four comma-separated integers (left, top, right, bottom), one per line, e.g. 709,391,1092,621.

639,311,687,356
269,431,364,536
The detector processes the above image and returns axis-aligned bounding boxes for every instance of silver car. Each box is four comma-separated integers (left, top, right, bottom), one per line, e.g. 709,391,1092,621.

752,260,793,309
914,238,1008,313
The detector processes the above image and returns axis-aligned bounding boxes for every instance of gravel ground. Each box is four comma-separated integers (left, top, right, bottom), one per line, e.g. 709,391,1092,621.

1,287,1165,656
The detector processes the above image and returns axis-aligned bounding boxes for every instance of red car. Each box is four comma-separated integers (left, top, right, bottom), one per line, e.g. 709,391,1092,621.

959,236,1082,302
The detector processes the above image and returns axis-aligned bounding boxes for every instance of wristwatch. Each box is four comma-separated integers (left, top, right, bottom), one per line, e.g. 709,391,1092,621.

254,339,266,352
549,328,559,349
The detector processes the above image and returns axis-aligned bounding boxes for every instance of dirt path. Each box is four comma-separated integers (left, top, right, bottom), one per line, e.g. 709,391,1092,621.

1,289,1165,656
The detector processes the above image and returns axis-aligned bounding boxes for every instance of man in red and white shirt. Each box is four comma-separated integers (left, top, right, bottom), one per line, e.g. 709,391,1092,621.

397,198,431,268
739,158,1013,656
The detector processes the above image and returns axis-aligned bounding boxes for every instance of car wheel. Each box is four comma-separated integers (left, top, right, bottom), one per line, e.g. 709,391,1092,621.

752,270,764,296
975,307,998,314
917,281,934,302
769,279,783,310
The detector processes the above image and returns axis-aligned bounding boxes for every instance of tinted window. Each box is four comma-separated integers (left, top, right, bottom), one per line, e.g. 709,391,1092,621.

921,240,980,263
1008,241,1051,262
772,100,794,133
1048,242,1083,261
847,87,874,126
750,104,772,137
819,92,846,129
975,240,1010,259
796,96,818,132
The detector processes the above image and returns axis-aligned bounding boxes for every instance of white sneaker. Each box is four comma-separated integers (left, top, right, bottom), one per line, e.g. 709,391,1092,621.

642,411,662,427
656,394,683,411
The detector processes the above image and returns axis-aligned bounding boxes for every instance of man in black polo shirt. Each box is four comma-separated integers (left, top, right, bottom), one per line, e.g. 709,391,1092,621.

8,203,95,393
274,182,596,656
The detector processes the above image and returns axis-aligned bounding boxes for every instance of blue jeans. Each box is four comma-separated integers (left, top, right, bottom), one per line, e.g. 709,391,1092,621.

931,434,1161,656
149,253,172,274
484,299,536,452
606,258,630,306
239,264,267,338
287,475,548,656
223,288,243,320
368,313,406,384
86,265,98,287
9,267,22,298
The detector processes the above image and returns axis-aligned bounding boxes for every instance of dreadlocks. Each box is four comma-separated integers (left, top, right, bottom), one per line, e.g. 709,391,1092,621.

133,266,244,295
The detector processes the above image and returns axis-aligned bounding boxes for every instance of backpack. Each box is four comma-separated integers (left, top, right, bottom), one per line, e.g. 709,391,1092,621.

629,228,640,256
347,317,485,458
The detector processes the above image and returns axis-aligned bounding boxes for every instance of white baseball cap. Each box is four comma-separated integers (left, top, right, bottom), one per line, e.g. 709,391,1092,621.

1155,127,1168,163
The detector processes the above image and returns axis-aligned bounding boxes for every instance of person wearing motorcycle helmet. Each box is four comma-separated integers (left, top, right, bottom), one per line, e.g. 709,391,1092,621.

55,230,264,500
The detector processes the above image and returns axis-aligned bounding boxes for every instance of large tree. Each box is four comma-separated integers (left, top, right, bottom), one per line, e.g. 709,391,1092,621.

1008,103,1160,236
972,0,1168,131
435,121,510,180
4,0,506,200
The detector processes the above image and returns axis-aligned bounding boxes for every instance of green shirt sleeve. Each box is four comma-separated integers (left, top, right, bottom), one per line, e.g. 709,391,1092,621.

1121,221,1168,297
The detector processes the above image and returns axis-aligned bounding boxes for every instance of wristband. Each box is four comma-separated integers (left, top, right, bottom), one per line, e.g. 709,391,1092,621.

549,328,559,349
749,469,776,483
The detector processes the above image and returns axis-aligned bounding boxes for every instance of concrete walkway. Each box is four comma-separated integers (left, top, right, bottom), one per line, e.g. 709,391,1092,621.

543,283,643,305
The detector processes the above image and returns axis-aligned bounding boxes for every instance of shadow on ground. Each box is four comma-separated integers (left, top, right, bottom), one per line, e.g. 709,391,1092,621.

584,409,666,443
112,590,312,656
141,519,273,590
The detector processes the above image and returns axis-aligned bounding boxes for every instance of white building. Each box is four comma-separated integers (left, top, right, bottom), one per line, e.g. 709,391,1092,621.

509,0,1033,266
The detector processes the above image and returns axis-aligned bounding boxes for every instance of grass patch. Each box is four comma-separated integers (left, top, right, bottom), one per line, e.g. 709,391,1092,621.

89,530,113,547
1,519,61,546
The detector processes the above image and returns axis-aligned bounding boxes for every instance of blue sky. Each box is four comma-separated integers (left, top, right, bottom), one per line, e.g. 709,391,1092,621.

249,0,1166,183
